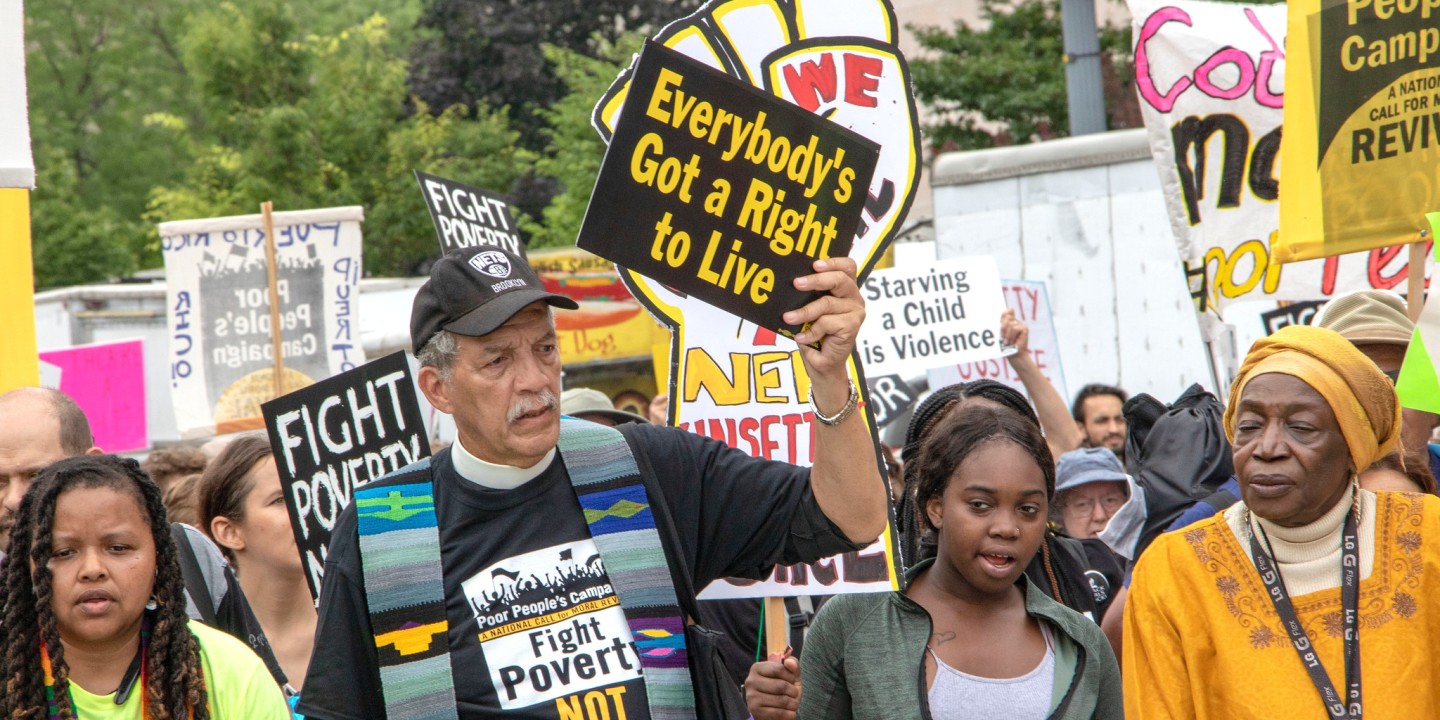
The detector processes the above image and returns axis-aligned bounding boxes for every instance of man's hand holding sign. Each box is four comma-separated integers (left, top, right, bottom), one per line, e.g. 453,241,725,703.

784,254,886,543
582,0,922,603
580,39,886,547
579,42,880,344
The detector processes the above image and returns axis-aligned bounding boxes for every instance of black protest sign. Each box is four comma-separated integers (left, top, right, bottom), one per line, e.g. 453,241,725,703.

415,170,524,257
262,351,431,600
866,374,918,428
1259,300,1326,334
577,40,880,343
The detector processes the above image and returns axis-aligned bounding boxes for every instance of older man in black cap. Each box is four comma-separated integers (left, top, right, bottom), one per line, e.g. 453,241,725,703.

299,247,885,720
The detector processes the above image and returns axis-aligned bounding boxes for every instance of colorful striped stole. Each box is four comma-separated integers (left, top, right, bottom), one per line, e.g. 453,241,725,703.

355,422,696,719
355,459,459,720
557,417,696,720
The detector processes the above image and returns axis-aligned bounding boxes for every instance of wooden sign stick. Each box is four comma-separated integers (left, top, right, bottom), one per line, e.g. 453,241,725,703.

1408,236,1428,323
765,596,788,656
261,201,285,399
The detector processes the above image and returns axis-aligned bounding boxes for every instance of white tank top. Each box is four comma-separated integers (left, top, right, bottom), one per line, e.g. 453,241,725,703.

925,623,1055,720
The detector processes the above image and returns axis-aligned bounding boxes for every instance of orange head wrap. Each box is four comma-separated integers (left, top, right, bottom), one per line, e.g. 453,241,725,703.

1224,325,1401,473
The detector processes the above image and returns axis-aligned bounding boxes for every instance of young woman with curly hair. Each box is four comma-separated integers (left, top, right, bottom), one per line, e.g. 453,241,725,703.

0,454,290,719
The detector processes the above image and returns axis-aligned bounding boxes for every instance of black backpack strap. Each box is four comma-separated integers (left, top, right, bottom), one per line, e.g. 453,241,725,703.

1200,488,1239,513
171,523,217,626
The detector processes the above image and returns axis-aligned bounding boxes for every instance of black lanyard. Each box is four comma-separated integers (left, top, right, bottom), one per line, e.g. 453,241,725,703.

1249,508,1362,719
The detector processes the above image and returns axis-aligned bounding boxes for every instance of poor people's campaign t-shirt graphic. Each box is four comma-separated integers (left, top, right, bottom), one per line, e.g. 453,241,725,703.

462,540,645,710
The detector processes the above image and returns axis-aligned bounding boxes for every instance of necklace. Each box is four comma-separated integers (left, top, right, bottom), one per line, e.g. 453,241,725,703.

40,613,151,719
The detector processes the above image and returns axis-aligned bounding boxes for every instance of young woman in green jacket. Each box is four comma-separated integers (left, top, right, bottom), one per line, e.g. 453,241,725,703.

746,404,1122,720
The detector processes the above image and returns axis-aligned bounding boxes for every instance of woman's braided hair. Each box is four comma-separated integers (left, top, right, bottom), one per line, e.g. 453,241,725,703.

895,380,1043,568
0,455,209,720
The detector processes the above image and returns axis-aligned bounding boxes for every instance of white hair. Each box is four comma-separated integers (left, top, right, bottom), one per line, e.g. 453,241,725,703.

416,330,459,383
414,307,557,384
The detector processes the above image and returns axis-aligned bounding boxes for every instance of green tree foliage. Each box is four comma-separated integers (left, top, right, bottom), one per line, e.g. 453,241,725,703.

29,148,144,288
147,2,530,276
23,0,425,286
909,0,1133,152
407,0,697,148
24,0,198,287
522,38,642,250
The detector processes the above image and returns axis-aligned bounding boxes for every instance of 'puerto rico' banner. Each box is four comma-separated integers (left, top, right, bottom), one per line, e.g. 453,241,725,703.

1273,0,1440,263
856,255,1007,379
592,0,919,599
159,207,366,438
1130,0,1432,312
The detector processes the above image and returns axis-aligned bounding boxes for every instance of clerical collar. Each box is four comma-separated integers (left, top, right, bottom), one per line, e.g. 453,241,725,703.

1250,488,1351,563
451,437,556,490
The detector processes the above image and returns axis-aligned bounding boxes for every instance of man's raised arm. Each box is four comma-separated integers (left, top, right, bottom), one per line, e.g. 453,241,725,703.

784,257,887,544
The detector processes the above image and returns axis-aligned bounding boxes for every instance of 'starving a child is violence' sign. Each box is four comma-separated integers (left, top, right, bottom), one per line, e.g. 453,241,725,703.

929,279,1068,403
578,40,880,342
262,351,430,601
857,256,1007,379
415,170,523,257
159,207,365,438
1272,0,1439,263
592,0,921,600
1130,0,1432,312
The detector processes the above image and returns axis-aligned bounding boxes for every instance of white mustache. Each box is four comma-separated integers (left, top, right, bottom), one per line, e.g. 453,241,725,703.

507,389,558,423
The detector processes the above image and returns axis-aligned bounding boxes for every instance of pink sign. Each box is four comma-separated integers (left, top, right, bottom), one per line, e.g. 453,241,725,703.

39,339,148,452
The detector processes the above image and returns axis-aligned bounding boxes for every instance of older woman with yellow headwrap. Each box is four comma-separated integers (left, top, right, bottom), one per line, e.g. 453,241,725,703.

1123,325,1440,719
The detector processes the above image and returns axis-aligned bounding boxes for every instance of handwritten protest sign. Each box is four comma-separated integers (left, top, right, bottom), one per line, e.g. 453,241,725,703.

592,0,920,600
1129,0,1433,312
578,40,880,342
1273,0,1440,263
857,256,1006,379
38,339,147,452
415,171,523,257
928,279,1068,403
158,207,365,438
262,351,430,600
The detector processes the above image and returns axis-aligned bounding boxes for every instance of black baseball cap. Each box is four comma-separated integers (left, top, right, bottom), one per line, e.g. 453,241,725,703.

410,247,579,354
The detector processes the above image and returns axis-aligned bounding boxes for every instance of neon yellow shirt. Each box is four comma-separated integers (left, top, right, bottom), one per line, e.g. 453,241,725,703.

68,620,290,719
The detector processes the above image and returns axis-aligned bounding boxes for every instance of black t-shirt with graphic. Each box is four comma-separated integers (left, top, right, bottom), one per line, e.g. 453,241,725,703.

296,423,862,720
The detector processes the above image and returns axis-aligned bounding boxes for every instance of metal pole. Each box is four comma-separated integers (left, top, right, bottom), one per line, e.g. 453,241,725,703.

1061,0,1107,136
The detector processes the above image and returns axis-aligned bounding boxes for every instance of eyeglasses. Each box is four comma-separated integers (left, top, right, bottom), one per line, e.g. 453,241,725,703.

1061,494,1127,517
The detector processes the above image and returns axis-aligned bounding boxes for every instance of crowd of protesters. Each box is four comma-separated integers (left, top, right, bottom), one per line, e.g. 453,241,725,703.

2,246,1438,719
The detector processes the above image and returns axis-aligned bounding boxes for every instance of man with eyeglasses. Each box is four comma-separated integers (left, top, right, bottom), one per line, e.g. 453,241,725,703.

1054,448,1131,540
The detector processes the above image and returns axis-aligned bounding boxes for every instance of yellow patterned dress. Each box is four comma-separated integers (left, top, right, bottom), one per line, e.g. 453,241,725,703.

1124,491,1440,719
